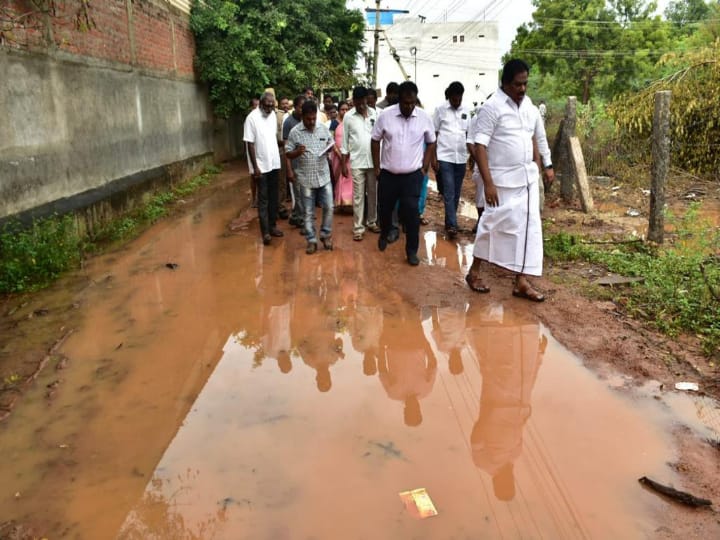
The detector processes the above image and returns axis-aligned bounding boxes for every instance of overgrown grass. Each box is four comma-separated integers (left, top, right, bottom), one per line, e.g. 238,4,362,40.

545,203,720,357
0,165,221,294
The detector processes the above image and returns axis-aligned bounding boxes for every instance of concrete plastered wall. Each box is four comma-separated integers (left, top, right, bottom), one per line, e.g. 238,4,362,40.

0,49,214,220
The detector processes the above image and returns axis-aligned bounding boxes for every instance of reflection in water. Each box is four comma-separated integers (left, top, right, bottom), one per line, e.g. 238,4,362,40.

377,305,437,427
467,305,545,501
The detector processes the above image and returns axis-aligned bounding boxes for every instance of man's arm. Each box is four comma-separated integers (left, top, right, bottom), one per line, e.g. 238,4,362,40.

475,144,498,207
534,112,555,184
423,142,436,176
371,139,381,178
247,142,261,179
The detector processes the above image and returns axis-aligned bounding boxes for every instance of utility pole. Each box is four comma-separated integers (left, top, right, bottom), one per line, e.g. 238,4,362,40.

372,0,381,89
365,3,409,90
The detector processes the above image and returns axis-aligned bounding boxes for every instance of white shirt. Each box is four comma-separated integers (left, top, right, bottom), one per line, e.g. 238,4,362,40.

433,101,470,164
341,106,378,169
471,89,550,188
371,104,436,174
243,108,281,174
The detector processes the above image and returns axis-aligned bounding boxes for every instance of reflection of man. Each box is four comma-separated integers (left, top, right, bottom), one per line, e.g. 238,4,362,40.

467,306,546,501
430,304,468,375
377,306,437,426
466,59,554,301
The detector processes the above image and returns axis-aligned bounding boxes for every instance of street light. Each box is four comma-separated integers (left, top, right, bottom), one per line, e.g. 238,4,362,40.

409,46,417,81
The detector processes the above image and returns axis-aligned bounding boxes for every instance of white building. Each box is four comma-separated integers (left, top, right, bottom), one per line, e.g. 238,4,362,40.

374,18,500,114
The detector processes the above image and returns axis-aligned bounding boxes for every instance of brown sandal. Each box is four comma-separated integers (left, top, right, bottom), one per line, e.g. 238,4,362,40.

465,273,490,293
512,286,545,302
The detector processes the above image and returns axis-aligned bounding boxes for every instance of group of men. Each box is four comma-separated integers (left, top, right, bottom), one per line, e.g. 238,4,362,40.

243,58,554,301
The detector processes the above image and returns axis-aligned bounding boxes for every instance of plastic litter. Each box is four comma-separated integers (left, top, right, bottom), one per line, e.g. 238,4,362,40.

399,488,438,519
674,382,699,392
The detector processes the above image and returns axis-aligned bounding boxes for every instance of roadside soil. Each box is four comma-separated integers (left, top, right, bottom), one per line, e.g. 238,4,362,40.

1,161,719,538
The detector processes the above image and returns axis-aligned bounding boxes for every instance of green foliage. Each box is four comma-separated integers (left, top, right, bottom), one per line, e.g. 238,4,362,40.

608,42,720,176
665,0,711,34
545,203,720,357
0,214,82,293
190,0,365,117
508,0,672,103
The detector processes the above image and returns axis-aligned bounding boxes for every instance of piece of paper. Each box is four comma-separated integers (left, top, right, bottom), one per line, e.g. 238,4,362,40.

398,488,438,519
318,141,335,157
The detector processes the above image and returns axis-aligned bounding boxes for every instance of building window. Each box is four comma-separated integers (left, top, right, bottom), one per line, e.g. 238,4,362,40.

452,35,457,43
460,35,464,42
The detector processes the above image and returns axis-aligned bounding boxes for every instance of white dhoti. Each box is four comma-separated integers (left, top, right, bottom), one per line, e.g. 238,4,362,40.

472,181,543,276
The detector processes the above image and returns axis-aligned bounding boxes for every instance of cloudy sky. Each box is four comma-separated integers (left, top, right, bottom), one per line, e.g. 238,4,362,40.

348,0,671,59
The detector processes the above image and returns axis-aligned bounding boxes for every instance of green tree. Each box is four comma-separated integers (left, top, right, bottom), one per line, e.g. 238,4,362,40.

507,0,671,103
665,0,711,34
190,0,364,118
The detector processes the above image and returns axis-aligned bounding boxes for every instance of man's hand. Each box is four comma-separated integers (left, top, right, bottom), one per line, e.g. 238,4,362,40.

543,167,555,185
251,170,261,180
374,166,381,179
484,182,499,207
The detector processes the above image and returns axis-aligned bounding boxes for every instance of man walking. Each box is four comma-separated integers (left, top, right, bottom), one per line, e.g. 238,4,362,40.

342,86,379,242
433,81,471,239
286,101,335,254
244,91,284,245
283,95,306,229
371,81,436,266
466,59,554,301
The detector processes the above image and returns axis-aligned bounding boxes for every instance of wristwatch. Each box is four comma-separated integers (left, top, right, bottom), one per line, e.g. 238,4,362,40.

544,164,553,169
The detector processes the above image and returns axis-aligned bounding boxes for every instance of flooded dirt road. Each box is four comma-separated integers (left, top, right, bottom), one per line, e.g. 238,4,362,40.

1,166,719,539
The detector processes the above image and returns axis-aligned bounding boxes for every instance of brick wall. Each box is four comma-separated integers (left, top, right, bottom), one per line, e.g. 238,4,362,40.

1,0,196,78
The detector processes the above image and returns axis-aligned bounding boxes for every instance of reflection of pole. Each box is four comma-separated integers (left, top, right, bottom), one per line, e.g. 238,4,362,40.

372,0,381,89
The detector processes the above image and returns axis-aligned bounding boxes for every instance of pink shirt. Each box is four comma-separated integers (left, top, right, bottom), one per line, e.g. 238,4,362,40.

371,104,436,174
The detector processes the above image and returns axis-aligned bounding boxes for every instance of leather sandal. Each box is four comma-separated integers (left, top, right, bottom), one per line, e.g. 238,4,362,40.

465,273,489,293
512,286,545,302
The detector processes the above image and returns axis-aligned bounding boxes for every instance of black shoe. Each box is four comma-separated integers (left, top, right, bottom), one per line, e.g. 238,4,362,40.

378,236,388,252
446,226,458,239
263,234,271,245
278,208,289,219
270,228,284,237
306,242,317,254
407,252,420,266
321,237,333,250
387,230,399,243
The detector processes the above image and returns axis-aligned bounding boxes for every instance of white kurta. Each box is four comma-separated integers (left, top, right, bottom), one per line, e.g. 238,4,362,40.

470,89,545,276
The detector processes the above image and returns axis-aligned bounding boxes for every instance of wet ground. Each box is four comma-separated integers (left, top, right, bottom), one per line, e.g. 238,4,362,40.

1,163,719,538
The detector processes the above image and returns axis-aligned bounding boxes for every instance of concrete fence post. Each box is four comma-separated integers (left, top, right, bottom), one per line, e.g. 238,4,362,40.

648,91,671,244
559,97,577,202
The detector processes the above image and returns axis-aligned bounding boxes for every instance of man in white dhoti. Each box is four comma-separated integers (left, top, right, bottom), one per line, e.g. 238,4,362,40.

466,59,555,302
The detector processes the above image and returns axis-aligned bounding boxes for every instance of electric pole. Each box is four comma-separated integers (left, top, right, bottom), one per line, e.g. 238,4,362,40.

372,0,381,89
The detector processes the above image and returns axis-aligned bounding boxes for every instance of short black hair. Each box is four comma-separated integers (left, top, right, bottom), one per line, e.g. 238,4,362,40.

367,88,377,99
301,100,318,115
386,82,400,94
293,94,306,107
446,81,464,97
398,81,418,99
352,86,368,99
501,59,530,85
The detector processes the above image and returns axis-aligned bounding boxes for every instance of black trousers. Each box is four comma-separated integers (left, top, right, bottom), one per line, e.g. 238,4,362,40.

378,169,422,255
257,169,279,236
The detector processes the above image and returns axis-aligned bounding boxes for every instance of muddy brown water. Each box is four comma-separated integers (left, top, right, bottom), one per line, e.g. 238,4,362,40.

1,179,718,539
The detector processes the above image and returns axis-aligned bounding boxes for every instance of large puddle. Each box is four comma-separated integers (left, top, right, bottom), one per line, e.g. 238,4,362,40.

1,177,717,539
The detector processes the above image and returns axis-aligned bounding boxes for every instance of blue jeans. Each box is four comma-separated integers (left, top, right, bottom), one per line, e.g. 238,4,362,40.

302,182,333,243
439,160,466,229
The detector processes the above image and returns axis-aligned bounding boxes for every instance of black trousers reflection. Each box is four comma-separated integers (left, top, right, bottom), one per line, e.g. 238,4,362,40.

258,168,279,236
378,169,422,256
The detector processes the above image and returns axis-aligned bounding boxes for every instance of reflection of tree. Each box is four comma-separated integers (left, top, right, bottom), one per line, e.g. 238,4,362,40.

466,307,546,501
118,469,226,539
